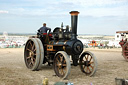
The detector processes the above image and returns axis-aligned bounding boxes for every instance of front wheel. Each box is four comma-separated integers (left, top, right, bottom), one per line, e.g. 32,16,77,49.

53,51,71,79
79,51,97,76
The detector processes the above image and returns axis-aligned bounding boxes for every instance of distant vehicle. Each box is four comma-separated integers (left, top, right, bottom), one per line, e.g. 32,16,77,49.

107,40,121,48
88,40,98,46
16,41,25,46
0,43,8,48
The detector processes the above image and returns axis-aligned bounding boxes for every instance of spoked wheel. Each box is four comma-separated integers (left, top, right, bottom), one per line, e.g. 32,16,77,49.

35,38,44,69
24,38,40,71
54,51,71,79
122,42,128,61
79,51,97,76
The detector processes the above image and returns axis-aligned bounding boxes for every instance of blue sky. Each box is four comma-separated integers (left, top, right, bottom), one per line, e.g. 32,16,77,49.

0,0,128,35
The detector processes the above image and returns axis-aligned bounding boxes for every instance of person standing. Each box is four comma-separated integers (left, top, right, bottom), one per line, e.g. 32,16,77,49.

38,23,51,33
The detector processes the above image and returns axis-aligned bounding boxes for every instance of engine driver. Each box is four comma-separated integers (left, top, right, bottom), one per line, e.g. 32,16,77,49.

38,23,51,33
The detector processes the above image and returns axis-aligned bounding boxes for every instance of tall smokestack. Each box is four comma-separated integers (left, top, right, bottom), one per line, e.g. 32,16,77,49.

70,11,79,39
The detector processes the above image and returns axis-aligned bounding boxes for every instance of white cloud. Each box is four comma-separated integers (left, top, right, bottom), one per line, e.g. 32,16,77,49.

0,10,9,14
1,0,128,17
64,0,128,6
61,0,128,17
79,5,128,17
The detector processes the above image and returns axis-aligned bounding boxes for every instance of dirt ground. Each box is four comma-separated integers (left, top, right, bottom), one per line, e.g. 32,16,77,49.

0,48,128,85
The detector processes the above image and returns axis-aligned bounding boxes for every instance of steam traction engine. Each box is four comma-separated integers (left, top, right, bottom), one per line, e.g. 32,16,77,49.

117,31,128,61
24,11,97,79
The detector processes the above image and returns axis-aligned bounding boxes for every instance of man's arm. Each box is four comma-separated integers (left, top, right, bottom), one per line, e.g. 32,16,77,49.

46,27,51,33
38,28,41,32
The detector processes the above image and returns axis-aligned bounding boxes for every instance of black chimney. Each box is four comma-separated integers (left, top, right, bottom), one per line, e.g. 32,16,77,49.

70,11,79,39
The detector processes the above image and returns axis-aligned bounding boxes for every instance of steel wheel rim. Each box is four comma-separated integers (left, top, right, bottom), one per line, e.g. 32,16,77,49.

54,53,67,77
80,52,96,76
123,43,128,60
25,40,37,69
35,38,44,70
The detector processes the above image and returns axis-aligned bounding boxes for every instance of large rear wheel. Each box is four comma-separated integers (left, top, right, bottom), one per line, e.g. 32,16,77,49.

53,51,71,79
35,38,44,70
122,42,128,61
79,51,97,76
24,38,40,71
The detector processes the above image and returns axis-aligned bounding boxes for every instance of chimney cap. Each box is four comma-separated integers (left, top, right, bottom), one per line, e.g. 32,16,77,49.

70,11,79,15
